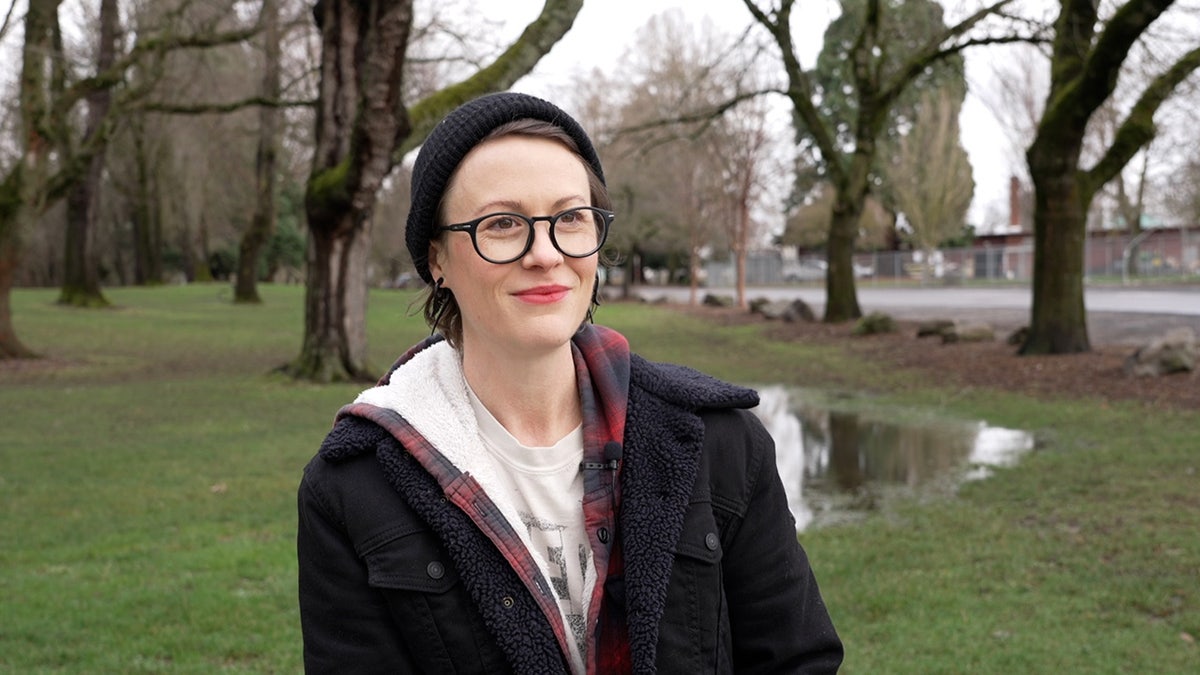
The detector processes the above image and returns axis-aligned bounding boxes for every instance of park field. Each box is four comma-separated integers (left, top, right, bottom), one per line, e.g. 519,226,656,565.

1,283,1197,673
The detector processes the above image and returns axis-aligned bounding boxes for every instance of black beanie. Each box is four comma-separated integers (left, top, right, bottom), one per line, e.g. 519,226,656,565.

405,92,606,284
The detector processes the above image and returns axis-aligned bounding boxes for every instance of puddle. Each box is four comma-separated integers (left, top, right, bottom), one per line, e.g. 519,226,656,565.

750,386,1035,531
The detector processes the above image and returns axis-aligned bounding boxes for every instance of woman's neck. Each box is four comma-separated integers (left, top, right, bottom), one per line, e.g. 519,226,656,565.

461,342,581,447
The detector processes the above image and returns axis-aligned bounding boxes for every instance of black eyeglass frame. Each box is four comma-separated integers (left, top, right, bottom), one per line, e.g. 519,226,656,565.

435,206,615,264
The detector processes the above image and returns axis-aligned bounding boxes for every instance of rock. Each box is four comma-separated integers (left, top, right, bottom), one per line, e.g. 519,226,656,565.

942,322,995,344
1124,327,1196,377
756,300,793,320
783,299,816,323
853,312,897,336
702,293,734,308
916,319,955,338
749,297,772,315
1006,326,1030,346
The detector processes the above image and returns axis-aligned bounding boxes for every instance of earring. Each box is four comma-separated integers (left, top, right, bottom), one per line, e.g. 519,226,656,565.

430,277,451,336
586,273,602,324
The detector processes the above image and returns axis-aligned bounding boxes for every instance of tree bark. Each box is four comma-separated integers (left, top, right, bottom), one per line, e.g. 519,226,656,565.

288,0,584,382
234,0,281,303
0,0,60,359
59,0,118,308
128,117,164,285
0,195,37,358
1023,155,1091,354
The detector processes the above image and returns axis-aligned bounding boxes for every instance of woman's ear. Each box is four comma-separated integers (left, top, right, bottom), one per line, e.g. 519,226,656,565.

427,242,445,284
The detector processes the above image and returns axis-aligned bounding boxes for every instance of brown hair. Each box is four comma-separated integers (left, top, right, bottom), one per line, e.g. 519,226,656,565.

421,119,613,348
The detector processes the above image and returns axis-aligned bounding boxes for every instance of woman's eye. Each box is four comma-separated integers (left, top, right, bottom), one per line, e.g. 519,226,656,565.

482,216,520,232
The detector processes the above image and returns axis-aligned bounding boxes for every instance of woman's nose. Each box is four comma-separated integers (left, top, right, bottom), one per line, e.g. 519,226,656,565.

521,222,563,267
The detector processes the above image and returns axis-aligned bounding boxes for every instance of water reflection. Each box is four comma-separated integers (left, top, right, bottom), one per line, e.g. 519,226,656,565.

751,386,1034,531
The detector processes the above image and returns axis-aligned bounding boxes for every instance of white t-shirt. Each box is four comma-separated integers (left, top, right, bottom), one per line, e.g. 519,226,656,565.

466,387,593,674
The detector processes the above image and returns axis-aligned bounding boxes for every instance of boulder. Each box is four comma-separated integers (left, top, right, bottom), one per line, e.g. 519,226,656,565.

1124,327,1196,377
853,312,897,336
941,322,995,344
782,299,816,323
702,293,734,308
749,297,772,315
916,319,955,338
1006,326,1030,346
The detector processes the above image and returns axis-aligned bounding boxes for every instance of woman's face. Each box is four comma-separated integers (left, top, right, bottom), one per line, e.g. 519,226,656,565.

429,135,599,357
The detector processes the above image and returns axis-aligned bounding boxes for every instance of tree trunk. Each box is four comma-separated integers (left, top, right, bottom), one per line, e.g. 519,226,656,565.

0,212,37,358
1021,159,1091,354
234,0,281,304
824,195,864,321
289,0,583,382
58,0,117,308
130,120,157,285
287,220,372,381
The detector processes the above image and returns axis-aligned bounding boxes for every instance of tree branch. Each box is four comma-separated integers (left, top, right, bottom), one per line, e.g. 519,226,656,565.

611,89,782,137
1085,43,1200,195
877,0,1015,107
54,21,263,119
0,0,18,44
395,0,584,161
137,96,318,114
742,0,848,187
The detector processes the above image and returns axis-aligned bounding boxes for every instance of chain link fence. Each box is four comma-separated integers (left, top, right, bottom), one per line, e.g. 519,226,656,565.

701,227,1199,286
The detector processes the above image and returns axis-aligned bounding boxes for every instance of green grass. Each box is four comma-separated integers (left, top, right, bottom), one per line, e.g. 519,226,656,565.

2,284,1197,673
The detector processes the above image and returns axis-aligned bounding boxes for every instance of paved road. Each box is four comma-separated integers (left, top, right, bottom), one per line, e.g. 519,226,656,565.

630,284,1200,345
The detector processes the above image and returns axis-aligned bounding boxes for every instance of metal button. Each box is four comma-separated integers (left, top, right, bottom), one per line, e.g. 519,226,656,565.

502,596,514,608
426,561,445,579
598,527,610,543
704,533,719,551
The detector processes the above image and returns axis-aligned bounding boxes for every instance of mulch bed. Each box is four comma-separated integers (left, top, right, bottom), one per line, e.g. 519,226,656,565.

674,303,1200,411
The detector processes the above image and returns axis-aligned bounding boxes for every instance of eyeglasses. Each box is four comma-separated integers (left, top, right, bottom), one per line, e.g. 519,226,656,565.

436,206,614,264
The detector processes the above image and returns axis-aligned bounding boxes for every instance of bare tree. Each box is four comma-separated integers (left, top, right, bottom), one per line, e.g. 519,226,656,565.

601,12,737,303
58,0,119,307
234,0,282,303
288,0,583,382
0,0,259,359
1022,0,1200,354
708,94,779,309
884,88,974,271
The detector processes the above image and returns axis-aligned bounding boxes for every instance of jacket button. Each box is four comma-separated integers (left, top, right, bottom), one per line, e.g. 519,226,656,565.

704,533,719,551
502,596,514,608
598,527,610,543
426,561,445,580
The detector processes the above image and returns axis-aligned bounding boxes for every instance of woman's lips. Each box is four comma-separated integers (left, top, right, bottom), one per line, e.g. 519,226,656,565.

513,285,571,304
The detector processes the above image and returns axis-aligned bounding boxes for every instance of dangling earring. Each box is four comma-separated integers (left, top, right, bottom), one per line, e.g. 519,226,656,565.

586,273,602,323
430,277,451,336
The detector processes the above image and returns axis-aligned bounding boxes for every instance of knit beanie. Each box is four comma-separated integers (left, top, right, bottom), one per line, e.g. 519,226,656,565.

405,92,606,284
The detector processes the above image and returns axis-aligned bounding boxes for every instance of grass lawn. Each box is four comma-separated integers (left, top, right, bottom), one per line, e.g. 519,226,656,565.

1,283,1196,673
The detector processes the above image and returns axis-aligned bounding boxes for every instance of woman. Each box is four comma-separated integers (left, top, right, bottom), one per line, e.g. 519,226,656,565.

297,92,843,674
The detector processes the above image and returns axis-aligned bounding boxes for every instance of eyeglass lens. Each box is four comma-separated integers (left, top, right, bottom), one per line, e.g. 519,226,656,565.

475,207,605,262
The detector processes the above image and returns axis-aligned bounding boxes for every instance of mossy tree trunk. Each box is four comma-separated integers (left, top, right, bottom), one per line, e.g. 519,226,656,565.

287,0,584,382
1021,0,1200,354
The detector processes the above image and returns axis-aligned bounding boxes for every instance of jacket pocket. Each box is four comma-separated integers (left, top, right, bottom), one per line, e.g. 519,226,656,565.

362,524,458,593
658,500,732,673
361,527,509,674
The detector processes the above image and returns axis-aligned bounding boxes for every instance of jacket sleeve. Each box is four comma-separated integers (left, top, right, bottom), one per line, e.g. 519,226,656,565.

297,459,417,674
715,409,844,674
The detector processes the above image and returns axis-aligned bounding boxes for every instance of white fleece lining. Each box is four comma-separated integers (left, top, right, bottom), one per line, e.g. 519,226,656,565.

352,341,540,564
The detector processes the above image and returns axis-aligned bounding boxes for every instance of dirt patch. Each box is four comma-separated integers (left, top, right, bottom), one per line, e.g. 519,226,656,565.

673,303,1200,411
